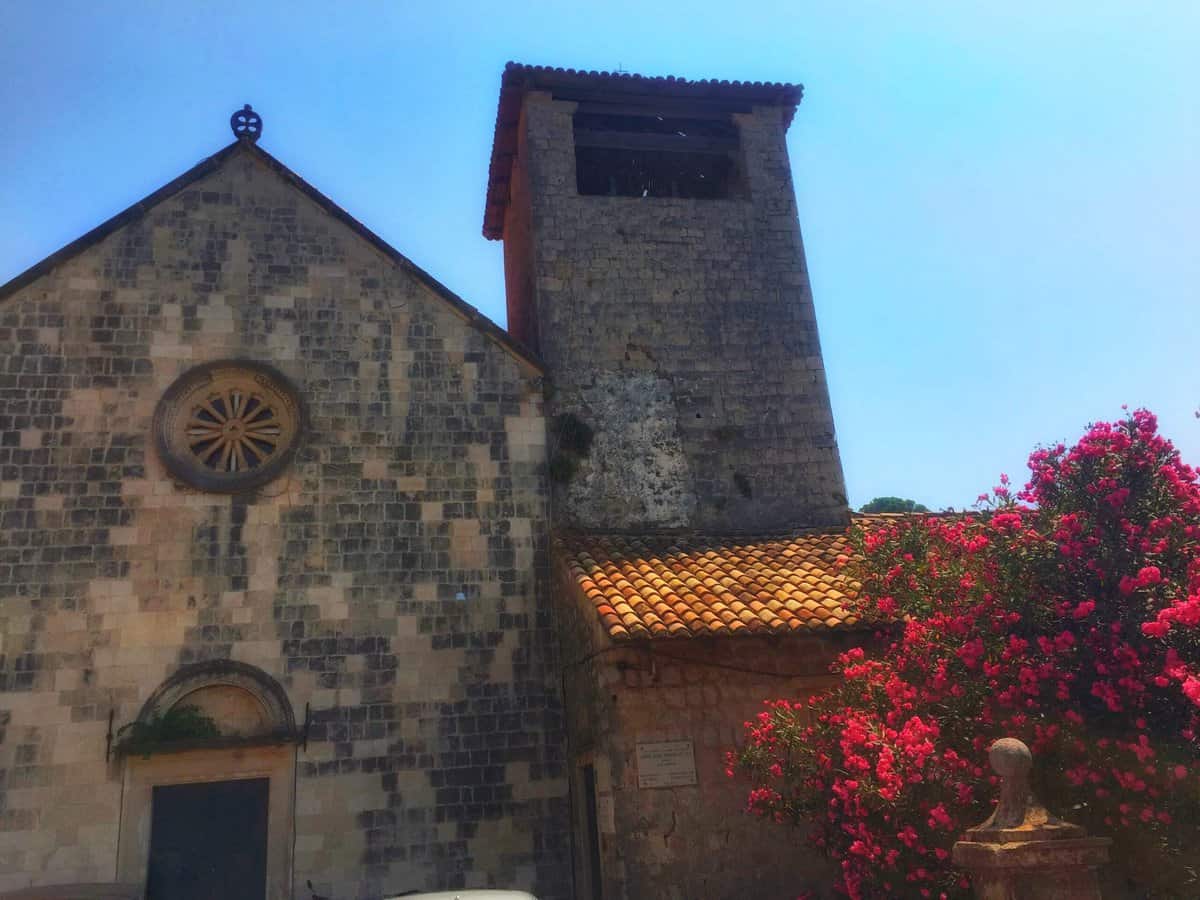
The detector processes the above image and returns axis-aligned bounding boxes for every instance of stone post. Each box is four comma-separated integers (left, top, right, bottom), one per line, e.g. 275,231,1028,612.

952,738,1111,900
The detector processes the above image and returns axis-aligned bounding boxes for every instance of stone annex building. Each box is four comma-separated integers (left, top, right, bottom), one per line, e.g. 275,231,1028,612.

0,63,863,900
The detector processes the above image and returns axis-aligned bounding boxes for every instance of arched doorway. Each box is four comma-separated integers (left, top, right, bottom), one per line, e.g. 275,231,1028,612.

114,662,299,900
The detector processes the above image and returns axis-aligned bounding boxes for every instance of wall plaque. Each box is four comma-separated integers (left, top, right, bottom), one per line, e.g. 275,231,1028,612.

596,793,616,834
636,740,697,789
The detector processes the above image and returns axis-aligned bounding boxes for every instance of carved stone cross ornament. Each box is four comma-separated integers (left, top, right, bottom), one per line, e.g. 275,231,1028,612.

230,103,263,142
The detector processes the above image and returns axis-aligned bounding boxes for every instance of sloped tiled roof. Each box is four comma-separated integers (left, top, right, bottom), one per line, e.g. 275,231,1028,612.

561,519,892,642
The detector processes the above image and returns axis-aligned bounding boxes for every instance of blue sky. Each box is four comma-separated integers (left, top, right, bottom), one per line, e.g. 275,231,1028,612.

2,1,1196,510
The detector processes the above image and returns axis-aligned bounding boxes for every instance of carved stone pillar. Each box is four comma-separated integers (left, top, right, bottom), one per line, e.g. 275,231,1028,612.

952,738,1111,900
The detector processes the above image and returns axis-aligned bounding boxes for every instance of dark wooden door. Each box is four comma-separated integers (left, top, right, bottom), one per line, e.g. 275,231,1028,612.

146,777,269,900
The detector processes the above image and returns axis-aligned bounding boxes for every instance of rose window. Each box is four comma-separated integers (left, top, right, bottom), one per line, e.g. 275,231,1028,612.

155,361,302,492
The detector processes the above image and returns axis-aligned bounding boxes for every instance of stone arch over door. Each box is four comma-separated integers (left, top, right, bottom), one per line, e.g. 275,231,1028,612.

116,661,298,900
134,660,297,742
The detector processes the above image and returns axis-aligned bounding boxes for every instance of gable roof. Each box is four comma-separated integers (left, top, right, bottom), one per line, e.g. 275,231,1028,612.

558,515,918,642
0,139,542,373
483,61,805,240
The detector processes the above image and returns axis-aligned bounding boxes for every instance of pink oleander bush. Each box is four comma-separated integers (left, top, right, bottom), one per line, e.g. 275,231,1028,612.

730,411,1200,898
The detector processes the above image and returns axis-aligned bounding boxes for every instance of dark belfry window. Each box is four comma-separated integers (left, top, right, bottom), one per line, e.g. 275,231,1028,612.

574,110,742,199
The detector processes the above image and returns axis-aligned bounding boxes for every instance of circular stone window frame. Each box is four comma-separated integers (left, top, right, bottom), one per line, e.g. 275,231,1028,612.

154,359,305,494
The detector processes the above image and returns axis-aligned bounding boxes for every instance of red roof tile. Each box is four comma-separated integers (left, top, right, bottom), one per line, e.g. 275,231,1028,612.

560,519,899,642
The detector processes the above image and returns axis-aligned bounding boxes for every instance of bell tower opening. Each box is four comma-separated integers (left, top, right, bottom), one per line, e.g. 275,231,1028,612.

573,109,743,199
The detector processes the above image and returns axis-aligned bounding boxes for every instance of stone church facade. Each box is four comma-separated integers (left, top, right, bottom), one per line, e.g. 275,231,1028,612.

0,64,857,900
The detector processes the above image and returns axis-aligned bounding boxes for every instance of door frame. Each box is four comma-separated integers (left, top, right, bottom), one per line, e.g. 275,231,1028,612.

116,744,294,900
571,751,605,900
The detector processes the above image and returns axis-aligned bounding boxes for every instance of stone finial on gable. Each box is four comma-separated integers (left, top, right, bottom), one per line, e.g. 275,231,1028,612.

230,104,263,143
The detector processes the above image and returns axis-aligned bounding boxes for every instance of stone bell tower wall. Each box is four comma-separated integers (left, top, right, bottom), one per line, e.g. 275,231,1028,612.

499,86,849,534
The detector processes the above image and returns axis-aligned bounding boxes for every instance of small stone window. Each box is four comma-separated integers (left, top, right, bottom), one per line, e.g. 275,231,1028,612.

574,109,742,199
154,360,302,493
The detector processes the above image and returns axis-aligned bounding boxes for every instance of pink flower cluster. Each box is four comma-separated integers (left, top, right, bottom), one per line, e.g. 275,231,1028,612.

731,411,1200,898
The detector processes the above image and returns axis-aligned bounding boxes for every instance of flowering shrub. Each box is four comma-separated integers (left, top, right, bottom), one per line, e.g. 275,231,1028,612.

731,411,1200,898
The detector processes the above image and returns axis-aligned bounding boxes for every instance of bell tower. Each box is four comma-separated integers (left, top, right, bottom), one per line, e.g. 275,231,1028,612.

485,63,849,533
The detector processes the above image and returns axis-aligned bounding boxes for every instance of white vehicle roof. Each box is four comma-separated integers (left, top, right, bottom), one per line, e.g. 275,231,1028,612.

384,892,537,900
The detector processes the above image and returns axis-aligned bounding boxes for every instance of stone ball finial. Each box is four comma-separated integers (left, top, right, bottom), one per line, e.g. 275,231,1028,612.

962,737,1098,856
989,737,1033,779
230,104,263,143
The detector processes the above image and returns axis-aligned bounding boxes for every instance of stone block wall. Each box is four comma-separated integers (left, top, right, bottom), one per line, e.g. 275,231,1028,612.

0,146,570,899
555,560,845,900
504,92,849,533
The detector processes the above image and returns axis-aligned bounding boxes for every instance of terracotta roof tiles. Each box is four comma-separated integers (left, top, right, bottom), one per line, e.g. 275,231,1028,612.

561,519,892,642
